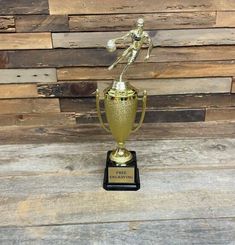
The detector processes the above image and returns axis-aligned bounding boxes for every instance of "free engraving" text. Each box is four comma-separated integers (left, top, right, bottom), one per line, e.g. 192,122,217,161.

108,167,134,183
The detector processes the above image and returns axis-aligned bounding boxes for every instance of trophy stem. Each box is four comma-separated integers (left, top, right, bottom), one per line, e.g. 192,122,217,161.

119,63,129,82
110,142,133,165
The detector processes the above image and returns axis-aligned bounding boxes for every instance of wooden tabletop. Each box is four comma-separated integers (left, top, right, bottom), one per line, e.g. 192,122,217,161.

0,122,234,244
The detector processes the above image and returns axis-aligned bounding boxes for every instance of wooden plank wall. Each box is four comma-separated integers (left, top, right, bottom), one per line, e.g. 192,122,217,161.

0,0,235,127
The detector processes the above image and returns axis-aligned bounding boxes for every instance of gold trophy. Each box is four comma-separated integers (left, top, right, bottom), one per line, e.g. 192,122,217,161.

96,18,153,191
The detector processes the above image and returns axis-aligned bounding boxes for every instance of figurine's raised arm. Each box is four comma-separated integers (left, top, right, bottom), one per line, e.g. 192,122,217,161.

106,32,131,53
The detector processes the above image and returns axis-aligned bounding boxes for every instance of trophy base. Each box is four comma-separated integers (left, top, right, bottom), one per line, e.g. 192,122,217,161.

103,151,140,191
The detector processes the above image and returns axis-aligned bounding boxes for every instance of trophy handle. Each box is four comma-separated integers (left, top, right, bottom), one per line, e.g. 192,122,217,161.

132,90,147,133
96,89,111,133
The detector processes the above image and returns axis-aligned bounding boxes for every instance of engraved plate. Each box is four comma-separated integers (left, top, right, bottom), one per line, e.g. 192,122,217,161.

108,167,135,183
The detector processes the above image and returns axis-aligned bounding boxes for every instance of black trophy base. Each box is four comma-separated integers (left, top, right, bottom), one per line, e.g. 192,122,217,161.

103,151,140,191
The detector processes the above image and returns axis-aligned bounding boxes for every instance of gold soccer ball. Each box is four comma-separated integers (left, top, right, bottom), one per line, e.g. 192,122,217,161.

106,39,116,52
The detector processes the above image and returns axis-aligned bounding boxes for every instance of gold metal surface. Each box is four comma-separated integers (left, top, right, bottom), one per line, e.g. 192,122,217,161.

96,89,110,133
108,167,135,183
96,18,152,165
107,18,153,81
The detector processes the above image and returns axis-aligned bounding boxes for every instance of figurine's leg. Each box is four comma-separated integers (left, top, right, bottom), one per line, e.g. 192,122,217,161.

128,50,139,65
119,50,139,81
108,47,132,70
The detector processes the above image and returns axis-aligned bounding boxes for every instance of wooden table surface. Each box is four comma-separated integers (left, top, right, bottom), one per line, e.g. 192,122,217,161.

0,122,235,244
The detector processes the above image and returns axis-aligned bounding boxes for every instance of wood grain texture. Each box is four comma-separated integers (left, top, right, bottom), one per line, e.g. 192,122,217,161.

0,0,49,14
0,138,234,174
0,51,8,68
0,33,52,50
49,0,235,15
140,46,235,63
151,28,235,46
0,138,234,242
0,168,235,226
16,15,68,32
57,62,235,80
0,122,234,144
38,82,97,98
7,49,116,68
206,108,235,121
216,11,235,27
69,12,216,31
52,29,235,48
0,16,15,32
4,46,235,69
60,93,235,113
98,78,232,96
0,84,38,99
232,80,235,93
0,113,76,126
60,98,96,113
0,99,60,114
146,93,235,109
0,69,57,83
0,218,234,244
76,109,205,124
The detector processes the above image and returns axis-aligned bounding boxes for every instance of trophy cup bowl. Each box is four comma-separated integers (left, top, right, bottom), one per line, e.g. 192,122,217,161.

96,81,147,191
104,86,137,164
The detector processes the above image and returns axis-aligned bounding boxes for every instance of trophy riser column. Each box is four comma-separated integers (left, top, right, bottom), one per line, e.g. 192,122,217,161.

103,151,140,191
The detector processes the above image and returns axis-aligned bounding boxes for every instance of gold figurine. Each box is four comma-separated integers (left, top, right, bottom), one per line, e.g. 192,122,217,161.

96,18,153,190
107,18,153,78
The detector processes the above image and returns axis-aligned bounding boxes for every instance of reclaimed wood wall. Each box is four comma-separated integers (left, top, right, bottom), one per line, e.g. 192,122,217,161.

0,0,235,127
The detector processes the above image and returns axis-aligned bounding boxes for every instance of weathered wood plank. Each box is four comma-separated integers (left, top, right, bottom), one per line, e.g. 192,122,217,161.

152,28,235,46
5,46,235,69
52,29,235,48
231,79,235,93
98,78,232,96
60,98,96,112
216,11,235,27
15,15,68,32
0,33,52,50
206,108,235,121
57,62,235,80
0,69,57,83
146,94,235,109
0,99,60,114
0,16,15,32
0,84,37,99
0,51,8,68
76,109,205,124
0,218,234,244
0,0,49,14
135,46,235,63
0,122,234,144
0,138,234,174
69,12,216,31
38,82,97,98
0,168,235,226
49,0,235,15
7,49,116,68
0,113,76,127
60,94,235,113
